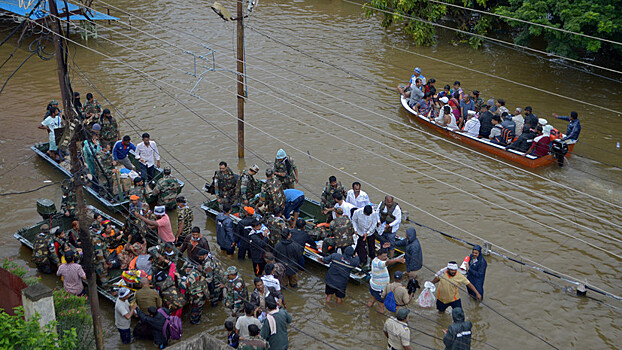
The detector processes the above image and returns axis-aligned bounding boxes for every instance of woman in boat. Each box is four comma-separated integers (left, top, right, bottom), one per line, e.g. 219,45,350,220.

449,92,461,126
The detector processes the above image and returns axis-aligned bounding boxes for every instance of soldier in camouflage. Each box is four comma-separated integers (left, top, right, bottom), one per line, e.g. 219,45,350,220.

264,209,287,250
153,167,181,210
239,324,269,350
214,161,237,206
98,108,120,148
60,179,78,218
330,207,355,250
31,224,59,274
90,228,110,284
273,148,298,190
222,266,249,317
175,196,193,244
128,177,147,205
154,270,186,316
320,175,346,218
196,249,224,307
178,265,208,324
260,168,285,216
151,242,179,274
236,164,261,206
82,93,101,133
95,143,115,197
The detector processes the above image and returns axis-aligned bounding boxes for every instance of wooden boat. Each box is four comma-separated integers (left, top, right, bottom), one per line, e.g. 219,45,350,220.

201,198,406,284
400,96,574,168
31,142,184,212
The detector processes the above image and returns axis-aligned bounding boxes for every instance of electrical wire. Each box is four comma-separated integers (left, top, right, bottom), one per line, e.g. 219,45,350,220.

0,181,60,196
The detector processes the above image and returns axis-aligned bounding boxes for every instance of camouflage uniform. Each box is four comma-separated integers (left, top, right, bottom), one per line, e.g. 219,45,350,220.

154,175,181,209
32,232,59,274
128,185,147,204
273,156,297,190
99,116,119,148
260,177,285,215
320,181,346,211
90,230,109,284
224,274,248,317
330,215,355,249
179,270,208,324
239,336,269,350
236,169,260,205
199,255,224,306
83,99,102,116
95,148,114,196
155,273,186,313
264,215,287,250
215,167,237,205
151,244,179,274
60,185,78,218
177,206,194,243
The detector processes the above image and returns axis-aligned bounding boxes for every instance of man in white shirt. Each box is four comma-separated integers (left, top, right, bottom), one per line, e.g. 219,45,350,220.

352,205,378,267
460,111,480,138
345,182,371,208
512,108,524,137
333,192,356,219
378,195,402,258
135,132,161,182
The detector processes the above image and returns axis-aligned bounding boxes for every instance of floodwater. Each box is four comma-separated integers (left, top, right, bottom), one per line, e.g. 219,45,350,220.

1,0,621,348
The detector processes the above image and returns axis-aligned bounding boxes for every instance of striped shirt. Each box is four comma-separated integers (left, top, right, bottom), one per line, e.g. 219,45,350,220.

369,258,389,292
56,263,85,295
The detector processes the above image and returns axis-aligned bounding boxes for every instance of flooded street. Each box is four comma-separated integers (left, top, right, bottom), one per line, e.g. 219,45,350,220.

1,0,621,348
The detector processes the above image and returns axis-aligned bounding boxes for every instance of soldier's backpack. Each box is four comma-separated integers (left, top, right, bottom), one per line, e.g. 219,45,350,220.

31,236,50,265
158,308,183,341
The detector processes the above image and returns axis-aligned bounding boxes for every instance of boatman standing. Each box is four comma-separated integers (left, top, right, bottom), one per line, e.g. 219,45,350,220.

273,149,298,190
553,111,581,143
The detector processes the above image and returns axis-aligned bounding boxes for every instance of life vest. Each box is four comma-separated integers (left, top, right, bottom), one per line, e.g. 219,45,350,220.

493,126,514,146
549,127,562,141
379,201,398,224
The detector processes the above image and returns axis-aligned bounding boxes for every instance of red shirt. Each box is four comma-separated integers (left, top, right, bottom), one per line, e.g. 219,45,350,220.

156,214,175,243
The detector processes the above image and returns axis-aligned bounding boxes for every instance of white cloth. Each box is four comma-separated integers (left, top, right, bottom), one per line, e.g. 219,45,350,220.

261,275,281,292
352,208,378,236
378,202,401,233
333,201,356,219
135,140,160,167
345,189,371,208
463,117,481,137
512,115,524,137
42,115,63,151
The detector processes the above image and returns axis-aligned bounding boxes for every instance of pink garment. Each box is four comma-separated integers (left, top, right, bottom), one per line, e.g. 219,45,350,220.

168,262,176,279
56,263,86,295
156,214,175,243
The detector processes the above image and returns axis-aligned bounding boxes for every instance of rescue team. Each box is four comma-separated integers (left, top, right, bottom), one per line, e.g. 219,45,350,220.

36,96,487,350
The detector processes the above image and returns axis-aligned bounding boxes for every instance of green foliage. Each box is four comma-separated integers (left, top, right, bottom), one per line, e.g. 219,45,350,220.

2,258,40,286
0,307,78,349
495,0,622,58
53,289,95,350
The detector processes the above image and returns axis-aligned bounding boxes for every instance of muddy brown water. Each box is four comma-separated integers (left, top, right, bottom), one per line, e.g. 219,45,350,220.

1,0,621,348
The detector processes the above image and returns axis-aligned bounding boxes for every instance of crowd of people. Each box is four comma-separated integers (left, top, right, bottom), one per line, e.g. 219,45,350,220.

398,67,582,156
35,93,492,349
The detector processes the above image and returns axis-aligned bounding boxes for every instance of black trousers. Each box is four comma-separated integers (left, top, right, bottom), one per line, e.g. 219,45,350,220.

355,235,376,266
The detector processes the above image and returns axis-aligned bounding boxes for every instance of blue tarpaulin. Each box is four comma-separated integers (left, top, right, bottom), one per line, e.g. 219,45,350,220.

0,0,118,21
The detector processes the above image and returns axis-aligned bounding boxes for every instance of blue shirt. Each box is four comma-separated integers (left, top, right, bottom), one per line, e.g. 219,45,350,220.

283,189,304,203
112,140,136,161
460,99,475,118
558,116,581,141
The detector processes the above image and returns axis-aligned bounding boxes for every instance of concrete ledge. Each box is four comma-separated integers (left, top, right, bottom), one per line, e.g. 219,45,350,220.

22,283,53,302
167,331,229,350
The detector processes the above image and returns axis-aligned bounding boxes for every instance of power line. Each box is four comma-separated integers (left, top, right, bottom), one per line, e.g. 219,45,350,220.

426,0,622,47
0,181,60,196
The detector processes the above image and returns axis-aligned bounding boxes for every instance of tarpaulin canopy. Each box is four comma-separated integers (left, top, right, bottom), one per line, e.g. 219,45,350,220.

0,0,118,21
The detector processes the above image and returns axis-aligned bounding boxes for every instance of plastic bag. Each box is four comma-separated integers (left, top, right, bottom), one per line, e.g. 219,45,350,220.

417,281,436,308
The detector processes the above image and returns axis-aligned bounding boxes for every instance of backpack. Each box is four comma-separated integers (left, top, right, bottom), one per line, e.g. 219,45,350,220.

158,308,183,340
494,126,514,146
384,291,397,312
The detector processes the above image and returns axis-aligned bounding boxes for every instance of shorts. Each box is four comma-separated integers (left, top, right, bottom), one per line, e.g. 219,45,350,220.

369,285,384,303
436,298,462,312
221,246,235,255
325,284,346,299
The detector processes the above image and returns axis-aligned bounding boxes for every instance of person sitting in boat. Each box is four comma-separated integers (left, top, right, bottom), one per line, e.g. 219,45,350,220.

495,99,509,117
38,106,64,162
398,67,425,98
459,111,480,138
471,90,484,112
523,106,539,133
405,78,424,108
552,111,581,143
423,78,436,95
437,84,451,100
490,115,516,146
507,124,537,153
435,105,458,130
449,92,461,124
501,112,516,135
478,104,494,139
413,92,436,118
525,124,552,157
511,108,524,137
459,93,475,129
450,81,463,100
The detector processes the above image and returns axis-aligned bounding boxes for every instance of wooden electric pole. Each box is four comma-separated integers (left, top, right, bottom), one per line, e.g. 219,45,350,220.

48,1,105,349
236,0,245,158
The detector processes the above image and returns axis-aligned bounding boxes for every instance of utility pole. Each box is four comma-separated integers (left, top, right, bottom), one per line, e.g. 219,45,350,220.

48,1,104,349
236,0,245,158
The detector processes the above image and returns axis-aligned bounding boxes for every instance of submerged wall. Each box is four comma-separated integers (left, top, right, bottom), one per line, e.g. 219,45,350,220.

167,330,229,350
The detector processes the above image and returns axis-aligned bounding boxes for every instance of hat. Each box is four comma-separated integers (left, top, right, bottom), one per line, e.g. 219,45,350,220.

335,207,344,215
266,168,274,176
118,287,130,299
40,224,50,232
244,206,255,215
487,99,495,106
439,96,449,104
129,195,140,201
276,149,287,159
92,123,101,132
538,118,548,126
542,125,553,137
197,248,209,256
49,100,59,105
344,246,355,257
414,67,421,74
447,262,459,270
163,166,171,174
396,308,411,320
226,266,238,275
154,206,166,215
250,164,259,172
393,270,404,280
176,196,186,203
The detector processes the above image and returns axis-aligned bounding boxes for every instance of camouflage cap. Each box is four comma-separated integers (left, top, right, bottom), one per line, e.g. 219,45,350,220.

163,166,171,174
226,266,238,275
335,207,344,215
265,168,274,176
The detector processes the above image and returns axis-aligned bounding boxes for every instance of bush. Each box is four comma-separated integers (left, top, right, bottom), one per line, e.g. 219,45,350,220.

53,289,95,350
2,258,40,286
0,307,78,349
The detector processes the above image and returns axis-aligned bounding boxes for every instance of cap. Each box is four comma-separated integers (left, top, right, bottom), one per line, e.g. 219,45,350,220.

414,67,421,74
467,110,477,116
266,168,274,176
154,206,166,215
92,123,101,132
335,207,344,215
163,166,171,174
226,266,238,275
487,99,495,106
129,195,140,201
40,224,50,232
393,270,404,280
118,287,130,299
538,118,548,126
244,206,255,215
276,148,287,159
250,164,259,172
396,308,411,320
439,96,449,104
